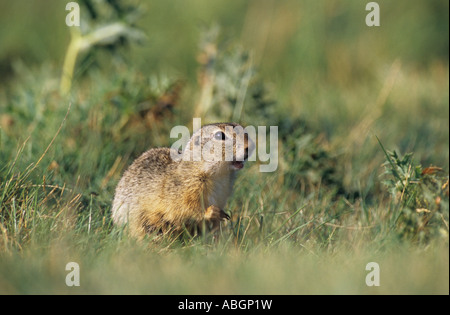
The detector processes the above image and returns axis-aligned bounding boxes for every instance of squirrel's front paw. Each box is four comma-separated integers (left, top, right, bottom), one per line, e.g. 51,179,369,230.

204,205,230,222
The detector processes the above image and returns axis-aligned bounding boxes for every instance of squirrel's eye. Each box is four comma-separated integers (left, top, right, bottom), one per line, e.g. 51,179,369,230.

214,131,226,140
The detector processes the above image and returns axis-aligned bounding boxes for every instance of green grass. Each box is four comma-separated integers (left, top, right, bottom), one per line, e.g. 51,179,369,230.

0,0,448,294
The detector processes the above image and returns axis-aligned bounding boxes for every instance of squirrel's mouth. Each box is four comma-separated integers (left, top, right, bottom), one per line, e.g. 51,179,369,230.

231,161,244,170
231,148,249,170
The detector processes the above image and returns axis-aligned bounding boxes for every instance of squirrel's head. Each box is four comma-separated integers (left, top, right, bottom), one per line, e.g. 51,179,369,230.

182,123,255,174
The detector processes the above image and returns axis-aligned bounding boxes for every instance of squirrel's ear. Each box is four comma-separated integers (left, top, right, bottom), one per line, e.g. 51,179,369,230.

194,136,200,146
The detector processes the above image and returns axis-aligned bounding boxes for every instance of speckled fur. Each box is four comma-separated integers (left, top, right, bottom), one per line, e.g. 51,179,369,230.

111,123,254,238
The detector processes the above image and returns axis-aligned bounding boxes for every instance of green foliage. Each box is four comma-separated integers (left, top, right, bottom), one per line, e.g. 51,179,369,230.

0,0,448,294
61,0,145,94
195,29,349,200
379,139,449,242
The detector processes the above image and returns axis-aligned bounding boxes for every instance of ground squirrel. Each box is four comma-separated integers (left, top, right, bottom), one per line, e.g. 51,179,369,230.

111,123,255,238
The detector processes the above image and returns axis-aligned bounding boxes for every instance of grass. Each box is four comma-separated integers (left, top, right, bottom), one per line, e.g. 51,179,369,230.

0,0,449,294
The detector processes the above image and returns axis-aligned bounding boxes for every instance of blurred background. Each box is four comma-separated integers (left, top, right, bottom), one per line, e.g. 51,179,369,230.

0,0,448,77
0,0,448,191
0,0,448,294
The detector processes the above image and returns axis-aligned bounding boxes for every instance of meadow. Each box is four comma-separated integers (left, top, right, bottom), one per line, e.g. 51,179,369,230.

0,0,448,294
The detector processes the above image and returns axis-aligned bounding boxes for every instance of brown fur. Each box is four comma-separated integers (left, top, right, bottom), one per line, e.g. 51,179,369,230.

111,123,254,238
